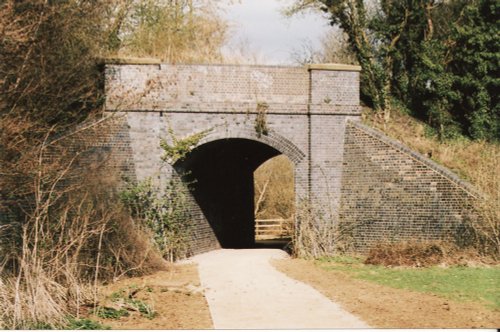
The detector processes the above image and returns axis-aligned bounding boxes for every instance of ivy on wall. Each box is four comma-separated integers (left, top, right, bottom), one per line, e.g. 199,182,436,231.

255,102,269,137
160,128,208,164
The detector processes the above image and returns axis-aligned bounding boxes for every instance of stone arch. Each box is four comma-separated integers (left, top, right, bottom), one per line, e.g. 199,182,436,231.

172,124,303,249
193,123,306,165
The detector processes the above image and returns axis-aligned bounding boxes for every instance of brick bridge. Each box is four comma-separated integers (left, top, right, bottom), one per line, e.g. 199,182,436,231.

96,60,477,255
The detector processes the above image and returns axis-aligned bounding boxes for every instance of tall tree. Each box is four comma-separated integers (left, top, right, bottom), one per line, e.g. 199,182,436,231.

448,0,499,140
289,0,417,117
289,0,499,140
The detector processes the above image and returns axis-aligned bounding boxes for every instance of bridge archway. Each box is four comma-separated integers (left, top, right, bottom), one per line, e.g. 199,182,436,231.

102,63,476,256
196,125,306,164
174,127,304,249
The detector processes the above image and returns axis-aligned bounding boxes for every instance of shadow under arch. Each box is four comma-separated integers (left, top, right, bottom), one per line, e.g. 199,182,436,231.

196,124,305,165
173,125,305,248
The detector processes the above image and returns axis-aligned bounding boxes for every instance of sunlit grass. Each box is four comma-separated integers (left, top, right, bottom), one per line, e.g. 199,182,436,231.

316,257,500,309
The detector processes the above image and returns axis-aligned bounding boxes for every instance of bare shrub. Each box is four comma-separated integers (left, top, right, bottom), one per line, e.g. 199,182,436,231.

365,241,446,267
111,0,229,63
0,1,108,129
0,164,112,328
0,176,165,328
254,155,295,220
0,3,113,325
0,119,167,328
292,200,338,259
364,241,495,267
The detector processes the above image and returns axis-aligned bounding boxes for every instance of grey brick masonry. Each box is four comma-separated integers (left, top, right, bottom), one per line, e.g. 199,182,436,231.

42,61,479,256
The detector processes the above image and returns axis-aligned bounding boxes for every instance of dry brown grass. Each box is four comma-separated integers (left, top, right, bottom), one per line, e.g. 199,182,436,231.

112,0,228,64
362,107,499,185
0,118,166,329
363,241,495,267
0,179,166,329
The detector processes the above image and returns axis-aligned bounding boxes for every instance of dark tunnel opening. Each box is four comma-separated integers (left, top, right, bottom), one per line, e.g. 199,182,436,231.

174,138,284,248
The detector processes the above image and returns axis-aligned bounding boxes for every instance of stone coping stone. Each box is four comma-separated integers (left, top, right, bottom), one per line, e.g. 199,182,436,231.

307,63,362,72
101,58,362,72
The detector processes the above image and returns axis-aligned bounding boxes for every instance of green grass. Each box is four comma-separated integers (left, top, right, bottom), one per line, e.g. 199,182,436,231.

316,257,500,309
23,317,110,330
128,299,157,319
65,317,110,330
108,287,157,319
93,306,130,319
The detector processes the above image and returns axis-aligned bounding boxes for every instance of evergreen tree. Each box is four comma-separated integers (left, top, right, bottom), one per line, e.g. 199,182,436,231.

448,0,500,140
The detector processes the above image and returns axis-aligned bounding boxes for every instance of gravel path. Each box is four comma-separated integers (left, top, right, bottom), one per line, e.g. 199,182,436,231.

190,249,370,329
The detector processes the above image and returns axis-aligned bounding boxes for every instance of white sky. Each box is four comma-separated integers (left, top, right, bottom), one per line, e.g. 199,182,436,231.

221,0,333,65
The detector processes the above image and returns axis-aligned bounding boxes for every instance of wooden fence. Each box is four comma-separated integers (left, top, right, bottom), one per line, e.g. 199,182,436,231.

255,217,293,240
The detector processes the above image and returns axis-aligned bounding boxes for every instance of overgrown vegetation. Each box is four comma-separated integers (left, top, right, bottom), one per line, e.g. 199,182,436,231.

120,178,194,262
0,0,228,328
0,140,166,328
1,3,136,327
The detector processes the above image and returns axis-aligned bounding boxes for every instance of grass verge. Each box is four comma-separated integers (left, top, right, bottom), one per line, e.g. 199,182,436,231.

316,256,500,310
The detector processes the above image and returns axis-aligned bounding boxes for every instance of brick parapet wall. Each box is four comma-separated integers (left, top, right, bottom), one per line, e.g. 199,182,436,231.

339,121,479,252
105,63,361,116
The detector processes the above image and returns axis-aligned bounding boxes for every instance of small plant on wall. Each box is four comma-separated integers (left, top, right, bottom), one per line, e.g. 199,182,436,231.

255,102,269,137
160,128,208,164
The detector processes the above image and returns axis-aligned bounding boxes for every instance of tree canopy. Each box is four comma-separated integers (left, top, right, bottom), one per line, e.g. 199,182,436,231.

290,0,499,141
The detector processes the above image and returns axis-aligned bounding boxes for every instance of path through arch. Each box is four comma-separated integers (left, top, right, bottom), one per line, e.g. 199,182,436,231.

190,249,369,329
175,137,299,249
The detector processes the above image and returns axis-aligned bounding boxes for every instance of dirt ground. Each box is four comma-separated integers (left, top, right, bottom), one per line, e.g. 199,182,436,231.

91,263,213,329
87,253,499,329
273,258,500,328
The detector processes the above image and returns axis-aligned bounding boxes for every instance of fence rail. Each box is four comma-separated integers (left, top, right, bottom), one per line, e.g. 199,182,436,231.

255,218,293,240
